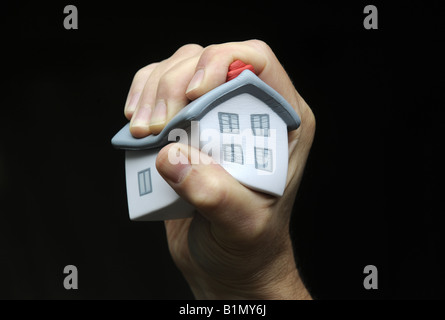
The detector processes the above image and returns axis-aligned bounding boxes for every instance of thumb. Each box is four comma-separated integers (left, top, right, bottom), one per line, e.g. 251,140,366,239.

156,143,269,234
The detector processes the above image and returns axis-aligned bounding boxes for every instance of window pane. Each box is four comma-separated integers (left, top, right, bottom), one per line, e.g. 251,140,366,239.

219,112,239,134
233,145,244,164
221,117,229,125
261,115,269,127
251,115,260,128
229,114,239,133
251,114,270,136
138,171,146,195
255,148,272,172
138,168,152,196
223,145,232,162
223,144,243,165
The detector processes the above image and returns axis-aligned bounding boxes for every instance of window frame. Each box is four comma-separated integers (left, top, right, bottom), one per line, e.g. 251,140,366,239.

251,114,270,137
218,112,240,134
138,168,153,196
254,147,273,172
222,144,244,165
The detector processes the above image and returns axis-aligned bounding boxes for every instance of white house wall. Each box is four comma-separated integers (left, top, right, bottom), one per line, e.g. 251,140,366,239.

198,93,289,196
125,149,194,221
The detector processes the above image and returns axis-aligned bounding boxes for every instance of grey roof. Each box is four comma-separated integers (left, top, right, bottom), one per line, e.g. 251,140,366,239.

111,70,301,150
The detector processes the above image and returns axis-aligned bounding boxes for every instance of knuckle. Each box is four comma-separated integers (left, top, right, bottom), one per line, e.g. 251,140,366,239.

200,44,223,62
202,43,218,53
301,101,316,134
307,108,316,132
247,39,274,57
248,39,270,50
189,172,228,211
134,63,158,80
158,70,175,89
197,44,232,73
200,41,272,72
175,43,203,56
157,71,184,98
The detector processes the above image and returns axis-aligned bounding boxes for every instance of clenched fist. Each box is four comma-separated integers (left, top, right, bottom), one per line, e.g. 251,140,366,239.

123,40,315,299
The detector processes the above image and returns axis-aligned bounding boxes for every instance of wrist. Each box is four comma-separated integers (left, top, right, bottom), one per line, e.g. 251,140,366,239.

184,241,312,300
188,266,311,300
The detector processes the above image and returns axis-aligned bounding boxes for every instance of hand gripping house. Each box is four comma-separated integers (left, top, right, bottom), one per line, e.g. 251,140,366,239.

111,61,301,221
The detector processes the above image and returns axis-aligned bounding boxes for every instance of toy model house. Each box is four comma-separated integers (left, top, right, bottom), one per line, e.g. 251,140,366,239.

112,70,301,221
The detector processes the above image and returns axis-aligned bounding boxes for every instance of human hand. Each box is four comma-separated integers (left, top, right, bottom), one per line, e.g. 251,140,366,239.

124,40,315,299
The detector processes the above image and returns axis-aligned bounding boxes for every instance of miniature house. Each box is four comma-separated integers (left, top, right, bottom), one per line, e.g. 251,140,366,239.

112,70,300,221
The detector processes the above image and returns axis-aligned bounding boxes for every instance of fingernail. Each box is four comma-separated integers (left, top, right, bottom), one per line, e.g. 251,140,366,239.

162,145,191,184
125,92,141,114
186,69,205,94
130,103,152,130
150,99,167,126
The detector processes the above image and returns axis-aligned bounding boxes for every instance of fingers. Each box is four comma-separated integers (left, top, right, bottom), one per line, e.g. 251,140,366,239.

124,63,158,120
188,40,307,121
129,44,203,138
185,40,269,101
149,56,200,134
125,40,305,139
156,143,273,239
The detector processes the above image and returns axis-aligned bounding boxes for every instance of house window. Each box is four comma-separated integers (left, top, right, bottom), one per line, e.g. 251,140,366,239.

138,168,152,196
254,147,273,172
218,112,239,134
223,144,243,165
251,114,270,136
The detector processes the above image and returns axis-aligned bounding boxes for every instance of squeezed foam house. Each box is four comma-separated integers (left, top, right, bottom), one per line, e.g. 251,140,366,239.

112,68,301,221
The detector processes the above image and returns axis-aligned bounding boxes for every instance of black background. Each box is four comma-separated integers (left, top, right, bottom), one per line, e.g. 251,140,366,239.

0,2,443,300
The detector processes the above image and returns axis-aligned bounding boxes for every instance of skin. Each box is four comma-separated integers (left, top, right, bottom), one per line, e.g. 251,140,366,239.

124,40,316,299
